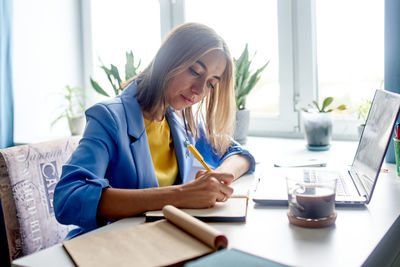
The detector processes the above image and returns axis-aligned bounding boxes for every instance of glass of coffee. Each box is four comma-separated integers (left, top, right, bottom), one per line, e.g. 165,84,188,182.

286,175,337,227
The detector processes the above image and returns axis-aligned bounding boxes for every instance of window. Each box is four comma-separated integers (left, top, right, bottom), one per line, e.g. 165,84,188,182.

13,0,84,143
84,0,384,140
90,0,161,102
316,0,384,117
14,1,383,142
185,0,280,116
185,0,300,135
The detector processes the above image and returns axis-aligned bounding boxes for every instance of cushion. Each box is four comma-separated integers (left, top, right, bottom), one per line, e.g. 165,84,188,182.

0,136,80,261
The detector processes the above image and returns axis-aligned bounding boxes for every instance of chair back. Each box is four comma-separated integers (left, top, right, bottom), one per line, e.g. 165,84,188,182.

0,136,80,262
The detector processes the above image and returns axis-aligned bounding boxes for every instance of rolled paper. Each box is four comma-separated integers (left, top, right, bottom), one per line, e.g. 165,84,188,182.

162,205,228,250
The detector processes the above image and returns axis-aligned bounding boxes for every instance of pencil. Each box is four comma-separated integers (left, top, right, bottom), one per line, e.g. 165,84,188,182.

187,144,213,172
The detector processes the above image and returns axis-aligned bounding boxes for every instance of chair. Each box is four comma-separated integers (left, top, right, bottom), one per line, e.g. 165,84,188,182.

0,136,80,263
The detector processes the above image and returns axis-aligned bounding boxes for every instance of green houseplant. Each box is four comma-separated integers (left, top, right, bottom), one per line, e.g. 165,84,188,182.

301,97,346,150
301,97,346,113
51,85,86,136
233,44,269,144
90,50,141,97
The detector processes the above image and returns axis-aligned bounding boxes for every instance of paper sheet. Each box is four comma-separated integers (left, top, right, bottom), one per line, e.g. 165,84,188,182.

63,205,227,267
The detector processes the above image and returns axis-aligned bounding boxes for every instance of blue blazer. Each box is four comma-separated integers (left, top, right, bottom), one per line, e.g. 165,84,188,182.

54,81,255,239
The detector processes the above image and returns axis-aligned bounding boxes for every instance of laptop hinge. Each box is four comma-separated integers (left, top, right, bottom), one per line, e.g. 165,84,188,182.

349,169,368,201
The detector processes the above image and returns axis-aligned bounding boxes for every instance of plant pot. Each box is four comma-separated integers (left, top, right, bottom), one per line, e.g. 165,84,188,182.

69,116,86,136
234,109,250,145
302,112,332,151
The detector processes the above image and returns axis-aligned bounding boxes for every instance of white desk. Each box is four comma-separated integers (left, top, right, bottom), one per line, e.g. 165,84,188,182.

12,137,400,267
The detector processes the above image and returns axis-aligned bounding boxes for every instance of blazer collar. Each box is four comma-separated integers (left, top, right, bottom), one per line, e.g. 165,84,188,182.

120,81,195,184
120,81,146,140
166,107,195,184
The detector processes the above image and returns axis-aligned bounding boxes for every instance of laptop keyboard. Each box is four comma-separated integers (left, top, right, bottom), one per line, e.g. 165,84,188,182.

303,170,350,196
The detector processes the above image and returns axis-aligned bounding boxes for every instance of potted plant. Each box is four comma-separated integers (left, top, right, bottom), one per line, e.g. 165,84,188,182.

90,50,141,97
301,97,346,150
51,85,86,136
233,44,269,144
356,99,372,139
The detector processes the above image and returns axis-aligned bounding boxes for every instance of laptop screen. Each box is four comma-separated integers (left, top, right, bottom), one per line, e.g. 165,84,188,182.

352,89,400,201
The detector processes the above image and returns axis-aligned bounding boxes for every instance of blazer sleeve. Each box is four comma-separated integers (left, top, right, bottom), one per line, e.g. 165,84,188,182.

194,126,256,174
54,103,118,232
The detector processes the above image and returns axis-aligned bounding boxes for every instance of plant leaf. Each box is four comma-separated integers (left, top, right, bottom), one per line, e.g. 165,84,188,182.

236,48,250,96
50,113,66,127
233,44,268,109
336,104,347,110
100,66,118,94
234,44,249,93
90,78,110,97
125,51,141,80
93,52,142,97
110,64,122,90
321,97,333,112
312,100,320,112
125,51,135,80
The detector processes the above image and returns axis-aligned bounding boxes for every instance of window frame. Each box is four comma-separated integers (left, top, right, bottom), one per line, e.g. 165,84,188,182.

250,0,361,140
81,0,366,141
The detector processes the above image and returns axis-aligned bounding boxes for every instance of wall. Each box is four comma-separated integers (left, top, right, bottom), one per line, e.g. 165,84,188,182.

385,0,400,163
12,0,83,143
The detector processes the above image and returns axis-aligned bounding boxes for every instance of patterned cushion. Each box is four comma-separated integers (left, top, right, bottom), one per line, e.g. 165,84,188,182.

0,136,80,261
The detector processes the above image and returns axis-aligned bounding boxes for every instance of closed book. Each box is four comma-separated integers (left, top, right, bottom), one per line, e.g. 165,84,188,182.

185,248,290,267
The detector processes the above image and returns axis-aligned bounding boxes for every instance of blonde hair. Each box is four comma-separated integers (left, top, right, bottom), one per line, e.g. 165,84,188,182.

125,22,235,155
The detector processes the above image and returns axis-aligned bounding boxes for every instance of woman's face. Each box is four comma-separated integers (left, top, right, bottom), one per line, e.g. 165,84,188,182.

166,50,227,111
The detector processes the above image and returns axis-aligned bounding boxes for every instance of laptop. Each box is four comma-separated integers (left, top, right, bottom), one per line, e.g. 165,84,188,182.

253,89,400,206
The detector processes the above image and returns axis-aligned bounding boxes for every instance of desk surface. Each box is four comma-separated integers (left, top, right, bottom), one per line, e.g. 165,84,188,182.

12,137,400,267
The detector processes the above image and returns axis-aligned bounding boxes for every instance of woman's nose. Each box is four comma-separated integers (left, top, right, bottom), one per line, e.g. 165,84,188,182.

192,78,206,96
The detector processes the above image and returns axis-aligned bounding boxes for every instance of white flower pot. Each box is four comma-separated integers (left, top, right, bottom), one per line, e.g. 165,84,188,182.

69,116,86,136
302,112,332,150
234,109,250,145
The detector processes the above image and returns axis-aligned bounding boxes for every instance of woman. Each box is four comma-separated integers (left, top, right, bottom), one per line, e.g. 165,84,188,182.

54,22,255,239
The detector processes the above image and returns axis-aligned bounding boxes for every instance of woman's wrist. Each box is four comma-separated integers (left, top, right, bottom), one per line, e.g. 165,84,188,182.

216,155,251,180
166,185,185,208
144,185,183,211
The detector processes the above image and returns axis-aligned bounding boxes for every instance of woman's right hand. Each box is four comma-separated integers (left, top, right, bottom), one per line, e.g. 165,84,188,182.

175,171,234,209
96,171,234,221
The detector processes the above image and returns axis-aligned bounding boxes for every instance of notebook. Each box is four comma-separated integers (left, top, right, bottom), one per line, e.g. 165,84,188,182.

146,190,249,223
253,89,400,206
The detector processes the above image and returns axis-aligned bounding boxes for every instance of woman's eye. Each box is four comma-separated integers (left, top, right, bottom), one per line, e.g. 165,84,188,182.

208,82,215,90
189,67,200,76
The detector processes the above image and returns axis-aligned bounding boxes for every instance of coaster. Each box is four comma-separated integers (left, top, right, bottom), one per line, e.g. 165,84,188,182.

306,144,330,151
287,211,337,228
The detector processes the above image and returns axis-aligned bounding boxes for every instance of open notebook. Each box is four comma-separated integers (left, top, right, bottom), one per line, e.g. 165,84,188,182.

146,189,249,223
63,206,228,267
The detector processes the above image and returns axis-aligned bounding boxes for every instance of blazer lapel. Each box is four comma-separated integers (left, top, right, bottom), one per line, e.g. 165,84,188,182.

166,108,194,184
120,81,158,188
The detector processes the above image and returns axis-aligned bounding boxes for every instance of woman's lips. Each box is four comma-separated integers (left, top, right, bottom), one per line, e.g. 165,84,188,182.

181,94,194,104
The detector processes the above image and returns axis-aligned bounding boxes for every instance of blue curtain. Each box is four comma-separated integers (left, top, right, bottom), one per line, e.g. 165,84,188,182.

0,0,14,149
385,0,400,163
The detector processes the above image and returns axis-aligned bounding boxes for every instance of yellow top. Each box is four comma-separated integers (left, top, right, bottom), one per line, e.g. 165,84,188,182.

144,117,178,187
